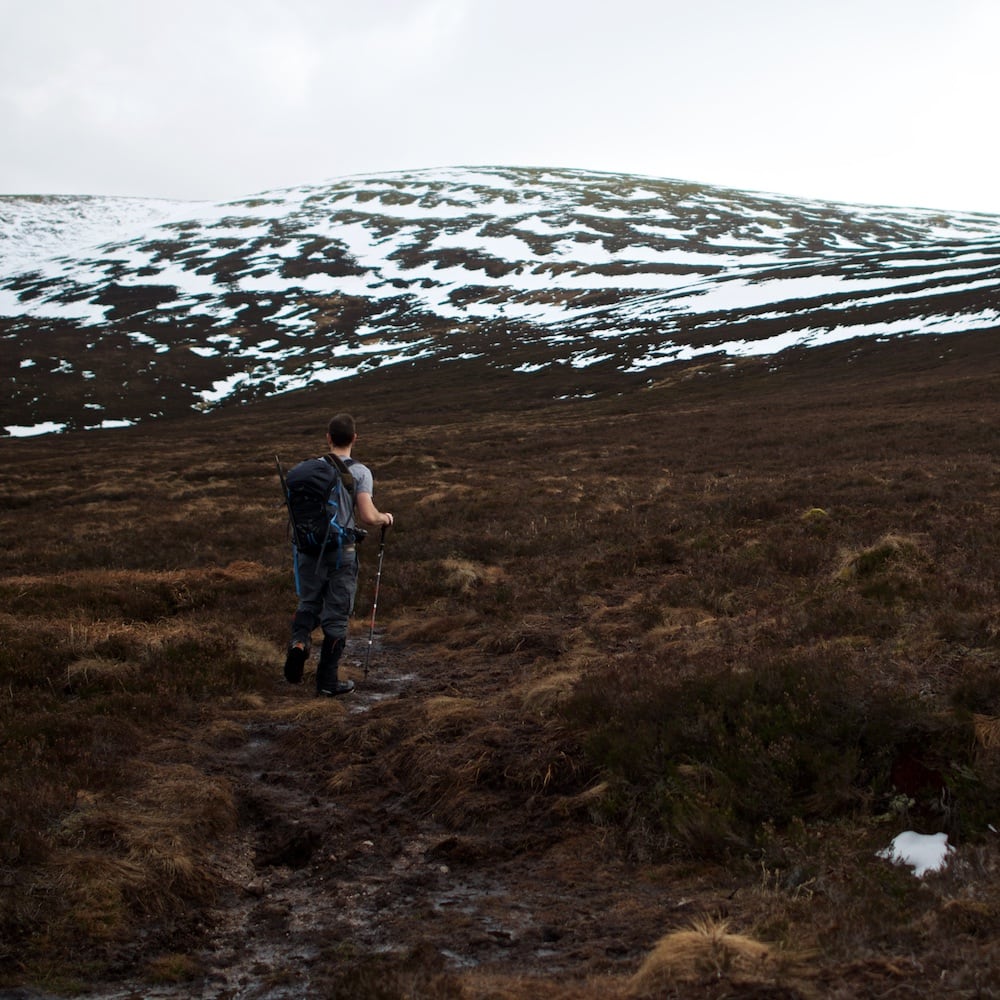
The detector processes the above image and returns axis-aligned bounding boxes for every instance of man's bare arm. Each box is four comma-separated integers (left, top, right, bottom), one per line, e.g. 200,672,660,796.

356,492,393,528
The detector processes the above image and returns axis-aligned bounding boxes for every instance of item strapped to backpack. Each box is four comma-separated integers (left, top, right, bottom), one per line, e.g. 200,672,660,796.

277,453,357,560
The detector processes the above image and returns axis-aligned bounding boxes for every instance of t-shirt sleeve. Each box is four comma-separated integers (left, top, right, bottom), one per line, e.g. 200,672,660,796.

352,463,374,496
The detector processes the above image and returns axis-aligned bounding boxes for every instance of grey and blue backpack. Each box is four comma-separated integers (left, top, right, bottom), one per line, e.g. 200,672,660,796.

281,454,357,558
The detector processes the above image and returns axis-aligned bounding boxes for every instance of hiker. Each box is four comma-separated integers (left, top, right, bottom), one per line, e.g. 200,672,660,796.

283,413,394,696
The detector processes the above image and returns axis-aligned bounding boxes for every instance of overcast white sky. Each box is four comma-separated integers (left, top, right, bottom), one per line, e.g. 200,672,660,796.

2,0,999,214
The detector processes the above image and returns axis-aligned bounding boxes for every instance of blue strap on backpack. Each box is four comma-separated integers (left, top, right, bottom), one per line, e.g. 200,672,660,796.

281,454,356,565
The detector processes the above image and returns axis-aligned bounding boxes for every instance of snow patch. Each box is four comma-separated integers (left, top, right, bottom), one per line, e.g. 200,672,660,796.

878,831,954,877
5,420,67,437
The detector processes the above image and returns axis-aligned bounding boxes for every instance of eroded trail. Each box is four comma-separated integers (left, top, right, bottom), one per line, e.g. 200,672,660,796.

97,637,706,999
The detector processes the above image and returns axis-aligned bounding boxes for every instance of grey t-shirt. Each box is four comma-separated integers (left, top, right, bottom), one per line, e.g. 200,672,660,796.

335,458,373,533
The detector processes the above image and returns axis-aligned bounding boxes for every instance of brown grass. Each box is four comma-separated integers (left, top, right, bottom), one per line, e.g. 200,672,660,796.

627,918,788,993
4,336,1000,994
974,714,1000,751
33,763,236,967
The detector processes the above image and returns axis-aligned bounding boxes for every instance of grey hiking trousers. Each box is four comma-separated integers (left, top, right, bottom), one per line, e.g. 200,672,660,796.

291,544,359,646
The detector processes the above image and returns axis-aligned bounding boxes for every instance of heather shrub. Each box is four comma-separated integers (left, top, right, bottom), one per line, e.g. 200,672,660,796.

567,648,936,859
2,341,1000,995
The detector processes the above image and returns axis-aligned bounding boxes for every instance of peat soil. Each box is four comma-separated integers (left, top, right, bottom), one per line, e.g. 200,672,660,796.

70,636,708,1000
7,334,1000,998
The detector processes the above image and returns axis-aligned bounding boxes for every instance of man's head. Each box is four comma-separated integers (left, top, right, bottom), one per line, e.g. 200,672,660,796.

327,413,357,449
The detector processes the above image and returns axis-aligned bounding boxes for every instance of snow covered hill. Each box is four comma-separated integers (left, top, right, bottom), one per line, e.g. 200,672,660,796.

2,166,1000,436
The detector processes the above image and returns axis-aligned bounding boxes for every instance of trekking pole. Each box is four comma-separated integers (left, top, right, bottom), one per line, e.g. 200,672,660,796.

364,525,389,680
274,455,292,533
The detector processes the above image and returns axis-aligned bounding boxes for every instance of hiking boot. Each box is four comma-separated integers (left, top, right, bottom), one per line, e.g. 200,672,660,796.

283,642,307,683
316,635,346,693
317,679,355,697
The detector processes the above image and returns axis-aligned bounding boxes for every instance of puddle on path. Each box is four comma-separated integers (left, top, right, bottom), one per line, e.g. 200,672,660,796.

26,634,652,998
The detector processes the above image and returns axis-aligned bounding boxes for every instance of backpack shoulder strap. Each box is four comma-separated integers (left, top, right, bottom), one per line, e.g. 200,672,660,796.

325,453,356,498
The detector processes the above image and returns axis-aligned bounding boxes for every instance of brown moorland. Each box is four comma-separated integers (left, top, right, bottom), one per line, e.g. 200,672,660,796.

2,330,1000,998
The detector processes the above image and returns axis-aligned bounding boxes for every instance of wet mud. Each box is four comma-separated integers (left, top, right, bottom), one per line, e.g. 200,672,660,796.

71,637,705,999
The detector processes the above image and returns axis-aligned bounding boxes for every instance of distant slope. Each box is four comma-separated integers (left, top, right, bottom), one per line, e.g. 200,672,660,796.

2,166,1000,436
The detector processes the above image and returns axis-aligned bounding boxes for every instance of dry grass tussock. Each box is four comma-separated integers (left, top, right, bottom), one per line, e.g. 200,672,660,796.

517,668,585,717
441,557,506,593
974,714,1000,752
4,340,1000,994
270,694,351,725
389,610,482,645
626,918,801,995
65,655,138,687
42,763,236,946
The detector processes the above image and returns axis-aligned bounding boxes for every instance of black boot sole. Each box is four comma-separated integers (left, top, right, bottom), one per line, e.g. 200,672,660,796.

317,680,355,697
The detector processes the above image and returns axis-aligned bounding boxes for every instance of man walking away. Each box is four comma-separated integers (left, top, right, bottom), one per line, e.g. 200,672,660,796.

284,413,394,696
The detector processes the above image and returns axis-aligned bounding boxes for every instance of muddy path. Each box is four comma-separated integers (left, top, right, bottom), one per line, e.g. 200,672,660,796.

86,636,729,999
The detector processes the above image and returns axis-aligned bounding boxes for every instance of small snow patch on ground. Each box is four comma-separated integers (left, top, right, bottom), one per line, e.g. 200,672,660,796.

878,831,953,877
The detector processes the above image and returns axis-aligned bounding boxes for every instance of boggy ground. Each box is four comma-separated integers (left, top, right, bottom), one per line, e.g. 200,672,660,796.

3,332,1000,998
49,635,785,1000
161,639,698,999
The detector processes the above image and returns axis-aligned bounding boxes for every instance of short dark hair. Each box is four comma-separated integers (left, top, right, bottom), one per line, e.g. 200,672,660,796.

327,413,356,447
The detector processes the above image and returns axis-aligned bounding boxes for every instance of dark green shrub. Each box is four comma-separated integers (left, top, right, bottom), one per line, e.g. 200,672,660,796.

567,648,927,859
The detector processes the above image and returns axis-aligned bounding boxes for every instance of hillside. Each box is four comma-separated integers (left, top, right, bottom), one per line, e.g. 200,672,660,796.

3,166,1000,436
3,329,1000,997
2,169,1000,997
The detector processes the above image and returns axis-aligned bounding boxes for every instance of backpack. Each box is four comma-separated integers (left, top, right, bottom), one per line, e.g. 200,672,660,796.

281,454,356,558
